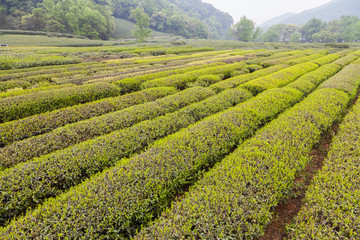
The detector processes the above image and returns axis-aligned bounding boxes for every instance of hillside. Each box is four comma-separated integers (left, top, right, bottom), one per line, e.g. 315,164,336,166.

260,0,360,29
0,0,233,40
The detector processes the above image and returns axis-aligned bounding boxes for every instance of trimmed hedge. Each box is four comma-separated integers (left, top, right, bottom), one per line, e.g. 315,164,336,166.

289,96,360,239
318,64,360,99
113,62,225,93
261,53,309,67
0,83,121,123
0,79,31,92
0,87,211,168
287,63,341,94
209,64,289,93
0,87,252,226
0,87,303,238
333,54,359,67
0,87,177,147
245,50,302,65
240,62,318,95
194,75,223,87
140,62,247,90
286,52,327,66
138,88,350,239
0,84,75,99
309,53,342,66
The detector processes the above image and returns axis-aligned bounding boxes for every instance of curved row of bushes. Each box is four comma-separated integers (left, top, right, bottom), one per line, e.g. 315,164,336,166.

0,82,121,123
0,83,75,99
286,52,327,66
137,88,350,239
289,94,360,239
136,59,360,238
287,63,342,93
319,63,360,99
0,87,252,226
140,62,247,90
0,79,32,92
209,64,289,93
309,53,342,66
261,52,310,67
240,62,318,94
0,87,303,238
112,62,225,93
0,87,211,168
0,87,177,146
244,50,302,65
332,54,359,67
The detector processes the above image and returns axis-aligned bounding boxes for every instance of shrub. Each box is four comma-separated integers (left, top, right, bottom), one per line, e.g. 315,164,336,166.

0,87,303,238
309,53,342,66
0,87,252,227
332,54,359,67
113,62,224,93
0,87,177,146
0,83,121,123
194,75,223,87
240,62,318,95
136,89,349,239
325,42,350,48
318,64,360,99
141,62,246,90
287,63,341,94
209,64,289,93
289,96,360,239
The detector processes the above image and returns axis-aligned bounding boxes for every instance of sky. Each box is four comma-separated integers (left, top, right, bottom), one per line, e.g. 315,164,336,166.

202,0,332,25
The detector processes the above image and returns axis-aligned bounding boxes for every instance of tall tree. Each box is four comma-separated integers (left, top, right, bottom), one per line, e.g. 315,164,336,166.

130,7,152,43
230,16,256,42
300,18,325,42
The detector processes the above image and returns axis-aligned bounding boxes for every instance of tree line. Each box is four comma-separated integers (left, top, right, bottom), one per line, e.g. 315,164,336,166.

0,0,233,40
230,15,360,43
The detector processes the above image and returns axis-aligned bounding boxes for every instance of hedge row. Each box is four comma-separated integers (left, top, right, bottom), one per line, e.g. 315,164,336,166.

0,87,252,226
287,63,342,94
137,88,350,239
0,87,177,146
112,62,225,93
0,83,75,99
261,53,309,67
244,50,301,65
0,87,303,238
0,82,122,123
289,96,360,239
0,55,82,70
209,64,289,93
310,53,342,66
332,54,359,67
286,52,327,66
0,87,210,168
319,64,360,99
0,79,31,92
240,62,318,95
140,62,247,90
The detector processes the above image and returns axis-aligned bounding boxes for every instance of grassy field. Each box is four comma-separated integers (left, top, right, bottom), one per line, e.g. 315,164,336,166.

0,42,359,239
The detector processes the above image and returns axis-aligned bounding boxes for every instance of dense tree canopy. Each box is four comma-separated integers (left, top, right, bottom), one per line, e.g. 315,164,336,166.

0,0,233,40
230,16,257,42
260,15,360,43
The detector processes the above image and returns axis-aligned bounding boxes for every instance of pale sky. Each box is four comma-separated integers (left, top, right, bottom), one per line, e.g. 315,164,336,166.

202,0,332,25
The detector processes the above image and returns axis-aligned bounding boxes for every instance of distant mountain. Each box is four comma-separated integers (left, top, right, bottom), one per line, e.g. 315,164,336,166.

260,0,360,29
260,13,296,29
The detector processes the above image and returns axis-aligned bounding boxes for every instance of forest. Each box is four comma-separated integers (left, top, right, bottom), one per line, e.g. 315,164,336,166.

0,0,233,40
230,15,360,43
